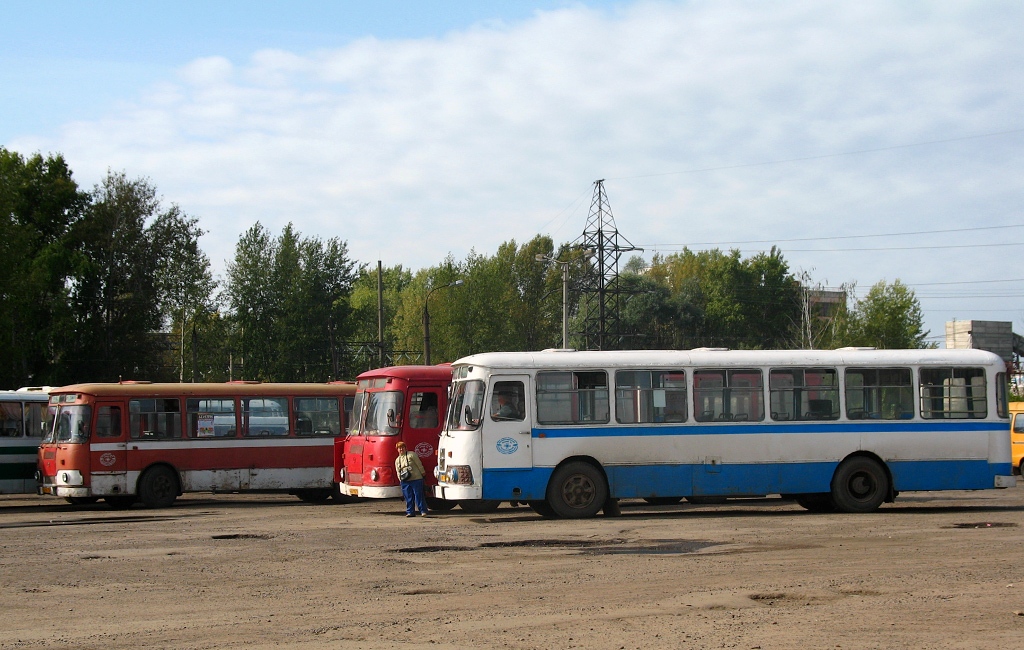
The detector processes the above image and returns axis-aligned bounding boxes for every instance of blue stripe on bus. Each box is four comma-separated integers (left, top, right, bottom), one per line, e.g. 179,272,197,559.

532,421,1006,438
480,459,1009,502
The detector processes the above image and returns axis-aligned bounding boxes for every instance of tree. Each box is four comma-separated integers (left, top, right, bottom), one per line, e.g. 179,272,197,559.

845,280,932,349
223,223,356,381
0,148,87,386
60,171,182,381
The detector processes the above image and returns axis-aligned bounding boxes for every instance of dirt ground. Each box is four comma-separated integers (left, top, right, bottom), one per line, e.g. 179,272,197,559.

1,485,1023,650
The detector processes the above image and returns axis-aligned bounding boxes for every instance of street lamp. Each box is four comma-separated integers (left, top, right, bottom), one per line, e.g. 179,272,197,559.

423,279,463,365
536,249,594,349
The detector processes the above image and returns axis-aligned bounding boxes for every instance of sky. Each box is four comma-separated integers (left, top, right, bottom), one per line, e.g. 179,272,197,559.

3,0,1023,347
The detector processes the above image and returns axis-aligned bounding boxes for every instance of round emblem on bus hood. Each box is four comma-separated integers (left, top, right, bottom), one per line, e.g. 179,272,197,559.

496,437,518,454
414,442,434,457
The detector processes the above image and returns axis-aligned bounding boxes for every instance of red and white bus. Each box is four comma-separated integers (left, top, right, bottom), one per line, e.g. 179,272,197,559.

37,381,356,508
336,364,505,512
336,365,450,502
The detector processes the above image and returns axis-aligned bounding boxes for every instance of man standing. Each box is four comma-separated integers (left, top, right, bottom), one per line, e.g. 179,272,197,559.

395,441,429,517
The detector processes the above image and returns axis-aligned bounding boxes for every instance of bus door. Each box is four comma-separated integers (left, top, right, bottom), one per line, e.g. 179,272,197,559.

481,376,533,470
89,402,127,494
404,388,445,483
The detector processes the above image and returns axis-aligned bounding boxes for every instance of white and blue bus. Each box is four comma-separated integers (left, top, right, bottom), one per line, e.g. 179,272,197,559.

433,349,1014,517
0,387,51,494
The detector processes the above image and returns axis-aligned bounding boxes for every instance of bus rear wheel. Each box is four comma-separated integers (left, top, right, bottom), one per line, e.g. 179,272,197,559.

139,466,179,508
547,461,607,519
831,457,889,513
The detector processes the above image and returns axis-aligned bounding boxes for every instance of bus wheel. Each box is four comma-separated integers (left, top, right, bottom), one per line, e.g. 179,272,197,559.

643,497,682,505
65,497,99,506
139,466,179,508
105,495,137,510
458,499,501,513
527,500,557,518
547,461,608,519
794,493,835,512
295,489,332,503
831,457,889,513
426,497,457,512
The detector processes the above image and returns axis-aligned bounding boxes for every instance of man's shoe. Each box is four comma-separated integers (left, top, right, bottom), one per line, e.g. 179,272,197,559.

406,513,415,517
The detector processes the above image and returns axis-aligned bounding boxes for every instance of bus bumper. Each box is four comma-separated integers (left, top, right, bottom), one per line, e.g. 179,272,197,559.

338,482,401,499
995,475,1016,488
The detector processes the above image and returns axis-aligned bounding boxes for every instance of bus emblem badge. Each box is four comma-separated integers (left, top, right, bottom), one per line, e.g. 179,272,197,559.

414,442,433,457
496,437,518,454
99,453,117,467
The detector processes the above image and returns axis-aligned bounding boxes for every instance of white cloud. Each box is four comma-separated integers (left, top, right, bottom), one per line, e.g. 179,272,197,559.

12,0,1024,341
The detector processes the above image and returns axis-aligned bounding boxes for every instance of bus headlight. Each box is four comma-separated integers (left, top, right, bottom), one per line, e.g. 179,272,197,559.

59,470,84,486
339,468,346,482
370,469,379,482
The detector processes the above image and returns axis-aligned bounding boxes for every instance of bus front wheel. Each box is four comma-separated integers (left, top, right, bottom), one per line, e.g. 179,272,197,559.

831,457,888,513
547,461,607,519
139,466,179,508
426,497,458,511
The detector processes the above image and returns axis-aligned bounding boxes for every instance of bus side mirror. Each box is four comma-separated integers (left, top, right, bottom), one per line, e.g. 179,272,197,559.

387,408,401,428
464,405,479,426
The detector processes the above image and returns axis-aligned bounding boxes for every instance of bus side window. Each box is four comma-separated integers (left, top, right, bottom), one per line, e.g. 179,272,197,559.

409,392,440,429
1,402,22,436
95,406,122,438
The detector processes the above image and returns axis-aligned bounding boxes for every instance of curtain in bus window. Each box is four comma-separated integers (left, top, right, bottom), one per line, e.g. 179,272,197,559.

769,368,839,421
845,367,913,420
242,397,289,436
0,402,23,436
187,398,236,438
919,367,987,419
693,369,764,422
26,402,46,439
410,392,441,429
95,406,122,438
615,370,687,424
294,397,341,436
536,371,608,425
130,399,182,439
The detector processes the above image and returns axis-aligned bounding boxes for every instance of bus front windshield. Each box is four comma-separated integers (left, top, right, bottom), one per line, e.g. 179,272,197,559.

447,380,485,431
360,391,403,436
55,405,92,443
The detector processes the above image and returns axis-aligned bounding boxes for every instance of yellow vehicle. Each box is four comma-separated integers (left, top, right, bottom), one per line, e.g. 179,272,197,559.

1011,402,1024,474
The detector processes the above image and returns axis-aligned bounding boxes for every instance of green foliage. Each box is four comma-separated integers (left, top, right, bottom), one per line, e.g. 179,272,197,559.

843,279,933,349
223,222,356,381
645,246,801,349
0,148,88,386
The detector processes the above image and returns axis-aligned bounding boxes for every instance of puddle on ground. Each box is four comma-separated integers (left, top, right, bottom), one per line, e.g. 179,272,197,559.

945,522,1017,529
211,533,274,540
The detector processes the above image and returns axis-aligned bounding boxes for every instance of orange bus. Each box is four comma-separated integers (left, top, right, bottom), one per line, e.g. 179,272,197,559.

1010,402,1024,475
37,381,355,508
